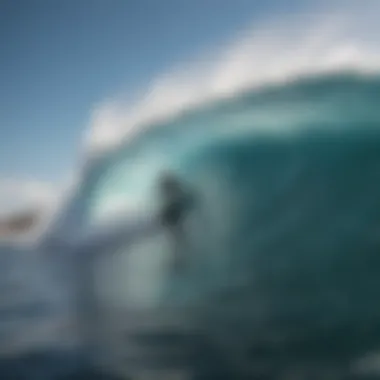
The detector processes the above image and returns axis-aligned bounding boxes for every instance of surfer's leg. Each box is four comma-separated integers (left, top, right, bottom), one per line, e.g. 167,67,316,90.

170,224,187,271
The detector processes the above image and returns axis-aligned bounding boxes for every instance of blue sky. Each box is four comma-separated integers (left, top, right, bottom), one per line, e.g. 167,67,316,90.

0,0,307,185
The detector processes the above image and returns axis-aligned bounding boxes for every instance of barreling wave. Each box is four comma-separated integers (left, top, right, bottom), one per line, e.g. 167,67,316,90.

78,71,380,226
37,3,380,378
77,70,380,379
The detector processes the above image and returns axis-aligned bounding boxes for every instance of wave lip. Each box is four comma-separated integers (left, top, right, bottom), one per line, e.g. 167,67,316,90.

86,0,380,155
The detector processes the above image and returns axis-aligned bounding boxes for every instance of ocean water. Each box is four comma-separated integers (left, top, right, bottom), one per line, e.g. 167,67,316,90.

4,72,380,379
75,72,380,379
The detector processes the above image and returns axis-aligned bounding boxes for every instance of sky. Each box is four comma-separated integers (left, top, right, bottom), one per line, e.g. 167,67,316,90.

1,0,378,217
0,0,311,215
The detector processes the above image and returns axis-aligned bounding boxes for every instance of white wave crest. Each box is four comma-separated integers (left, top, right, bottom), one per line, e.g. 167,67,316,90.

86,0,380,154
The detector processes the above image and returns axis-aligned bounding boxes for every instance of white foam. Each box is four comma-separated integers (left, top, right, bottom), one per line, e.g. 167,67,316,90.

85,0,380,155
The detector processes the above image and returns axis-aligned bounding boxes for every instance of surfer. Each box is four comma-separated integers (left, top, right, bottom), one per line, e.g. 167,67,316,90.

157,172,195,270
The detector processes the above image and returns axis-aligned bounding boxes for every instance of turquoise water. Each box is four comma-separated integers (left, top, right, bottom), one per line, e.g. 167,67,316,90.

16,71,380,379
83,72,380,224
63,72,380,378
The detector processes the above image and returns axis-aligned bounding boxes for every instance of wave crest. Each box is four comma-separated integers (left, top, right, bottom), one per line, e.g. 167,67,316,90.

85,0,380,155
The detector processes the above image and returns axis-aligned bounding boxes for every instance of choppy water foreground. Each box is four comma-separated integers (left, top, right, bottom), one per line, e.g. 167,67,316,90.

0,349,126,379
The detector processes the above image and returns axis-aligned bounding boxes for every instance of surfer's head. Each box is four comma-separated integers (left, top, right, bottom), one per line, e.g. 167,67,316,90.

159,171,181,195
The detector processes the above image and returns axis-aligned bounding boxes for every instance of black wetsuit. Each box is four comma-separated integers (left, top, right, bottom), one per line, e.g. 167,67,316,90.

159,181,194,228
161,198,184,227
158,178,195,271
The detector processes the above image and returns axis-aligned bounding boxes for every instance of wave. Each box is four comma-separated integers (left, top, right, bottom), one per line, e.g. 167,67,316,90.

80,71,380,378
14,68,380,380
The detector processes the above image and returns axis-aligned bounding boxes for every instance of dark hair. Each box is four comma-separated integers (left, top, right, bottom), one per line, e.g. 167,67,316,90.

159,171,181,193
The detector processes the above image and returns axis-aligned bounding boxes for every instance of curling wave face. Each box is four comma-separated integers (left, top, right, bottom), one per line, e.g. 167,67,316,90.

56,72,380,379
